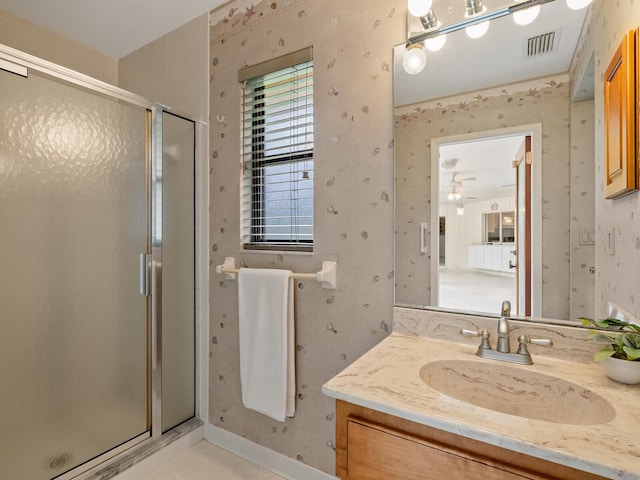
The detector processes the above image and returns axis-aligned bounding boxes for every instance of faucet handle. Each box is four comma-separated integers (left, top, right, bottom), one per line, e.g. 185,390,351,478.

528,337,553,347
460,329,481,337
516,335,553,355
460,329,491,350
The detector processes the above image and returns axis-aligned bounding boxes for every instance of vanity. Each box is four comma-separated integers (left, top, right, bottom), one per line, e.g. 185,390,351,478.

337,0,640,477
322,308,640,480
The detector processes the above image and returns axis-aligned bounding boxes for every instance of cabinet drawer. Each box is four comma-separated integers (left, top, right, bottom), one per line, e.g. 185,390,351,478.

347,417,549,480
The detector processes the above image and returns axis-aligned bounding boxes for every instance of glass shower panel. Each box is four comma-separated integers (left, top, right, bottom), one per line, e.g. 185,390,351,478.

160,112,195,432
0,69,149,479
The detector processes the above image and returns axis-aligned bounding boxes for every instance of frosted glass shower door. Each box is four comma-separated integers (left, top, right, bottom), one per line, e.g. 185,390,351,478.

160,112,195,432
0,69,149,479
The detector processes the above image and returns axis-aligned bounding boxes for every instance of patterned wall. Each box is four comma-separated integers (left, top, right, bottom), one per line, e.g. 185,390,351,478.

207,0,623,473
569,99,595,321
578,0,640,320
394,75,573,320
208,0,405,473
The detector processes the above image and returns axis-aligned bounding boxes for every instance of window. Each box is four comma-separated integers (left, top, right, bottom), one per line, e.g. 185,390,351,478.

239,48,313,251
484,211,515,244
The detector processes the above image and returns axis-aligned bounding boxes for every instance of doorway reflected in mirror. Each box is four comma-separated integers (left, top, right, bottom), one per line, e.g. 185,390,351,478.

435,133,533,316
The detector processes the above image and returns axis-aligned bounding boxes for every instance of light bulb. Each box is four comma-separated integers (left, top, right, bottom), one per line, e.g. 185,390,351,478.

448,188,462,201
402,44,427,75
465,20,490,39
425,34,447,52
566,0,592,10
408,0,433,18
513,4,540,26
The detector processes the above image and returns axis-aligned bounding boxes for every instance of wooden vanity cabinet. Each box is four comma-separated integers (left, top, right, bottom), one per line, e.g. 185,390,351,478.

335,400,606,480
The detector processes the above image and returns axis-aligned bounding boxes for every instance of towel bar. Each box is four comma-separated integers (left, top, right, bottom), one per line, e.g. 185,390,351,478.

215,257,337,290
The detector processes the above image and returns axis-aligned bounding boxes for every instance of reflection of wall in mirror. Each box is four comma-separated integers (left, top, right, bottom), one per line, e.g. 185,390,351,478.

571,0,640,320
569,99,595,321
394,73,594,320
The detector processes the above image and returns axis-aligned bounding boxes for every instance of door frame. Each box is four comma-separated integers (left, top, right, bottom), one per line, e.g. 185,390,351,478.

514,136,533,316
430,124,542,317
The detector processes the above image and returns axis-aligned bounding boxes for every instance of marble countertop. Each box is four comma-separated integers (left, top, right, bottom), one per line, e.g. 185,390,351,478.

322,333,640,480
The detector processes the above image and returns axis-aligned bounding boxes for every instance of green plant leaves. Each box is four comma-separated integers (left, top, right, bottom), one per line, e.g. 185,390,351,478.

623,346,640,361
622,332,640,349
581,317,640,362
594,348,615,362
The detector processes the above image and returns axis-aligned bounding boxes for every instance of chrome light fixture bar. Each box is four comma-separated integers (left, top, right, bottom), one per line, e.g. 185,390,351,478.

408,0,556,44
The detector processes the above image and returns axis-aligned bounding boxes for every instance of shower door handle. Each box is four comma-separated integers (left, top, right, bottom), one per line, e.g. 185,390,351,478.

420,222,429,255
139,253,151,296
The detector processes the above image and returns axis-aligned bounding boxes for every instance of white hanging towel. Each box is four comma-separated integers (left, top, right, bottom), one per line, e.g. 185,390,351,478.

238,268,295,421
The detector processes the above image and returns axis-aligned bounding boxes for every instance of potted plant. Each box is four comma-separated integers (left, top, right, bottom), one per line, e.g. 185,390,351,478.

580,317,640,384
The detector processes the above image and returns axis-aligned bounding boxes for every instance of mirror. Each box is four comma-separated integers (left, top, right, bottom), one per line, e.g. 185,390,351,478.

393,0,595,322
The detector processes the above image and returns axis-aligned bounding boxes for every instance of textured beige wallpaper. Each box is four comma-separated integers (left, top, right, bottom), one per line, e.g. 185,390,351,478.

569,99,595,321
118,14,209,122
209,0,404,473
578,0,640,319
394,75,572,320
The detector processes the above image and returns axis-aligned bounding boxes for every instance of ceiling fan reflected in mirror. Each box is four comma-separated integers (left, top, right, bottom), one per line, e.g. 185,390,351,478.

449,172,477,185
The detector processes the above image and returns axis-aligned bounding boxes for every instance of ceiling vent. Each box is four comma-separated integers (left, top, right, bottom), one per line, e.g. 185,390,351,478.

525,29,560,58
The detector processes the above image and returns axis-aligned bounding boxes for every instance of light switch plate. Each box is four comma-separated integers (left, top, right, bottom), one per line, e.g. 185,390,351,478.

607,227,615,256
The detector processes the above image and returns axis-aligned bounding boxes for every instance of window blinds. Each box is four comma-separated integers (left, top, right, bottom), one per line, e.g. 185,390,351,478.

240,49,314,250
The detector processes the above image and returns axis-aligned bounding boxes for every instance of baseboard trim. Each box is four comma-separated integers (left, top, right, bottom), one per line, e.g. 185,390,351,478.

204,423,339,480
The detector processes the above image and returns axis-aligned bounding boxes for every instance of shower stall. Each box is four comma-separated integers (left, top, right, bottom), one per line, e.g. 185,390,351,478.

0,46,197,480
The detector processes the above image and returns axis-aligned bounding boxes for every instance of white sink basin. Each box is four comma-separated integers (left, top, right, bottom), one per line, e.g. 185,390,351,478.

419,360,616,425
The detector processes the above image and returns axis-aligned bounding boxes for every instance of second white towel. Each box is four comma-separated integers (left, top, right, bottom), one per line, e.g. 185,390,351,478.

238,268,295,421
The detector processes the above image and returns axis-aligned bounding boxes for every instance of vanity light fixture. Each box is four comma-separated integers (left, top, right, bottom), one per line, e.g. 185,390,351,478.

421,9,447,51
565,0,592,9
512,0,540,26
464,0,490,39
402,42,428,75
425,34,447,52
407,0,557,48
418,8,440,30
404,0,559,73
408,0,434,18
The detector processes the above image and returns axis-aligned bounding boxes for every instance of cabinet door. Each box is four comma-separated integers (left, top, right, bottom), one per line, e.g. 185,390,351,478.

604,29,636,199
468,245,479,269
347,418,547,480
502,245,516,273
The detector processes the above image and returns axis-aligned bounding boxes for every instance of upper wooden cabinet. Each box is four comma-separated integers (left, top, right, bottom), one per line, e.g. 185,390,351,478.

604,29,637,199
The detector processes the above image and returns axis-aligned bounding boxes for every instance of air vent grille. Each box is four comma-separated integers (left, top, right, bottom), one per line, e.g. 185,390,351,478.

527,31,556,57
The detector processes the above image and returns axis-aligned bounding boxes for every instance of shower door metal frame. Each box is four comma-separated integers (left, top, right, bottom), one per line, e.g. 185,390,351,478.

0,43,193,479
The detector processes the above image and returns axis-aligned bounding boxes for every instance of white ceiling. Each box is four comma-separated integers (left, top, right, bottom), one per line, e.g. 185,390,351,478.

0,0,228,58
439,135,526,207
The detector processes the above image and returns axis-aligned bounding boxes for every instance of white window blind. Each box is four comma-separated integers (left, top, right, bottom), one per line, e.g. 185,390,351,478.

240,49,314,251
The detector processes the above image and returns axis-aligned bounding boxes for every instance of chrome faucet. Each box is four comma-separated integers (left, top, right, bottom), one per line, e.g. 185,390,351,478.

496,300,511,353
460,300,553,365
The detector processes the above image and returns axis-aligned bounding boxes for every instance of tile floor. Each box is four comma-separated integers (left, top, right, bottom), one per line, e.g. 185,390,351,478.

439,268,516,315
140,441,287,480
